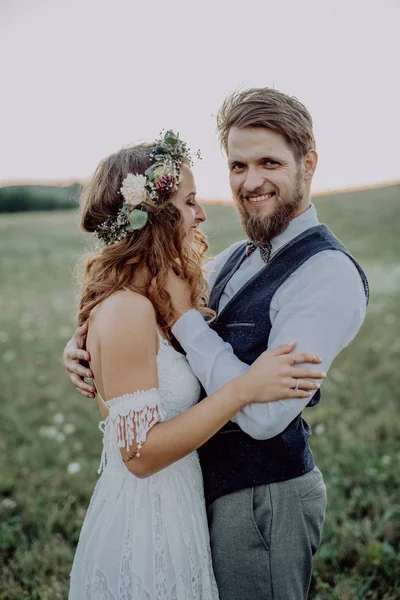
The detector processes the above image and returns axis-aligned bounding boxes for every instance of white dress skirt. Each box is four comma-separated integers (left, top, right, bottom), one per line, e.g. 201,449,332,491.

69,334,219,600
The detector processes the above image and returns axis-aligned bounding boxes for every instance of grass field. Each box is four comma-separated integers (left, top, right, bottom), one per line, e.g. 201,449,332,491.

0,185,399,599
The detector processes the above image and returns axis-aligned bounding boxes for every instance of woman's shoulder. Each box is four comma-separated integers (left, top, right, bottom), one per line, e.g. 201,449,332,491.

92,290,156,337
102,289,154,312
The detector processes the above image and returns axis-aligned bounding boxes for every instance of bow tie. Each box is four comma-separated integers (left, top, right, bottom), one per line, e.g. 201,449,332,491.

246,240,273,263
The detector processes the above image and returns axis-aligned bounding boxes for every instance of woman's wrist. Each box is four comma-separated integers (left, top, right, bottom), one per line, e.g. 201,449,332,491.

223,375,250,408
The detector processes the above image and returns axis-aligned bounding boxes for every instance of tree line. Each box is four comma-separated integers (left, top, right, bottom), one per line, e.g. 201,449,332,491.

0,183,82,213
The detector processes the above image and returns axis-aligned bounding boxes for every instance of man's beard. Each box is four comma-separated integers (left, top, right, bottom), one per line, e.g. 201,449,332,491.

235,174,304,243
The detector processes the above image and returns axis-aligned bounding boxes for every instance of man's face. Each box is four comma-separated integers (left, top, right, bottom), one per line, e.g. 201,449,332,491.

227,127,308,242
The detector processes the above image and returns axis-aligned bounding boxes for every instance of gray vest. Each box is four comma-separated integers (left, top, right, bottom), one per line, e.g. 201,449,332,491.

198,224,369,505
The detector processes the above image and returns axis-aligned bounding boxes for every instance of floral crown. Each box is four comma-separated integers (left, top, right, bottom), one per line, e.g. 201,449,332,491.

95,130,200,246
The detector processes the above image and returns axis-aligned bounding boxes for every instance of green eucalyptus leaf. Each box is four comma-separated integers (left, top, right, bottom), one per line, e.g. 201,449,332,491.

129,209,148,230
145,165,155,181
164,131,178,145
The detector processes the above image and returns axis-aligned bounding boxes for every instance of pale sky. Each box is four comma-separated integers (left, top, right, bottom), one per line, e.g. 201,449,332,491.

1,0,399,199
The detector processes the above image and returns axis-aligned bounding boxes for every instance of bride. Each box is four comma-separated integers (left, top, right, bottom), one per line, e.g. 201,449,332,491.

68,131,324,599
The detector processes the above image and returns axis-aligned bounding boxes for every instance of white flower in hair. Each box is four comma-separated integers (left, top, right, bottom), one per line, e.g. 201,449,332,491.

120,173,147,207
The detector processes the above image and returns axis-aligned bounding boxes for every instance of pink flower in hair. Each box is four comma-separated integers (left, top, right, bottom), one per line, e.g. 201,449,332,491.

155,173,176,193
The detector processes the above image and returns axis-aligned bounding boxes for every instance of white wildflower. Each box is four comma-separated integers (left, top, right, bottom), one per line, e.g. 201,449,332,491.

55,432,66,443
63,423,76,435
314,423,326,436
39,425,58,439
2,498,17,509
67,462,81,475
53,413,65,424
381,455,391,467
365,467,378,477
3,350,16,363
120,174,147,207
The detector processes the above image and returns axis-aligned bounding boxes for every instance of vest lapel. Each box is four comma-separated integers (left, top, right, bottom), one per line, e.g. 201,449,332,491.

208,243,247,313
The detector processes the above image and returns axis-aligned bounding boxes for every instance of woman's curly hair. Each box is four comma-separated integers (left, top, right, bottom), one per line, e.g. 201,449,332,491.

77,143,214,337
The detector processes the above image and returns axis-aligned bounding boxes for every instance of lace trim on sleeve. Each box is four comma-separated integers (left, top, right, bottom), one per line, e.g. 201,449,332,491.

97,388,165,474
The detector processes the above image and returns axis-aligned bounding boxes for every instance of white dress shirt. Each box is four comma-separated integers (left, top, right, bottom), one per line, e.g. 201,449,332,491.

172,204,367,440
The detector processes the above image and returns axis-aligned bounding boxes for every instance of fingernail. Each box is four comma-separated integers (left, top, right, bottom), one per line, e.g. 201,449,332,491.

86,371,91,378
322,372,327,377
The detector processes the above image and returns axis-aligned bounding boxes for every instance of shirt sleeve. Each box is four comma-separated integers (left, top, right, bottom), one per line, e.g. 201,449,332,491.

172,309,250,392
173,252,367,440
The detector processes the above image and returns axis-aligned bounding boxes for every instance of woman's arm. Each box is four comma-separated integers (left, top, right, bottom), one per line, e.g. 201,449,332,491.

94,291,324,479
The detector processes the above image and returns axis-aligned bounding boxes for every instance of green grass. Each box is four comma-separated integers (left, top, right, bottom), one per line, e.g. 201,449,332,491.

0,186,399,599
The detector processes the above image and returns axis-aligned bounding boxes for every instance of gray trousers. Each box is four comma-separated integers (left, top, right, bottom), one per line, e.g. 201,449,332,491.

207,466,327,600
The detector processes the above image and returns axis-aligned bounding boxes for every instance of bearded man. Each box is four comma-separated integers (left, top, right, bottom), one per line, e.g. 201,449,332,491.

64,88,369,600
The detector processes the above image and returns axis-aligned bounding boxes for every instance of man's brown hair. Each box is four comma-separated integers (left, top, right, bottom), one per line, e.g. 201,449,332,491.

217,87,315,160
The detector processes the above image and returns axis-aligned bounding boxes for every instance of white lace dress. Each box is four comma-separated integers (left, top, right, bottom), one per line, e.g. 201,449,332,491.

69,335,219,600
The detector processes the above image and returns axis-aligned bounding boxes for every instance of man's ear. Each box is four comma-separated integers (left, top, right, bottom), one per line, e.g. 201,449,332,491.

303,150,318,181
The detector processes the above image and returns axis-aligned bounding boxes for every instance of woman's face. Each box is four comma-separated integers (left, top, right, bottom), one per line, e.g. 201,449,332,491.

171,164,206,243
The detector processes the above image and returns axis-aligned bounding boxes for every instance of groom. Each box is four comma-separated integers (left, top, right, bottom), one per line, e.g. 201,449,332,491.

64,88,369,599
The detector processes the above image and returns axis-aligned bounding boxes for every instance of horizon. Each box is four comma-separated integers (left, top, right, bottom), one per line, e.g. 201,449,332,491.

0,177,399,205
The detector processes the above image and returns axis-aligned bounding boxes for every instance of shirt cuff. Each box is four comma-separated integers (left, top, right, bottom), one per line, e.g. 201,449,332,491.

171,309,208,347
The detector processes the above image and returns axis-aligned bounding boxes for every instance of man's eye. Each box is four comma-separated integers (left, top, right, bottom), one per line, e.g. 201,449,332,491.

187,201,196,207
231,164,244,171
264,160,278,167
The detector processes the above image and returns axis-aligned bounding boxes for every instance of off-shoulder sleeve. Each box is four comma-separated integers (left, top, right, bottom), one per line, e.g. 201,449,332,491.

97,388,165,474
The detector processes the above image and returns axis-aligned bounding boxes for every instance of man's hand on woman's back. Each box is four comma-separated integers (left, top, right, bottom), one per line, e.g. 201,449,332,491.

63,321,96,398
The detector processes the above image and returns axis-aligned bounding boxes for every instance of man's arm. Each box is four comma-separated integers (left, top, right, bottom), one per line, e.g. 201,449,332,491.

172,252,367,440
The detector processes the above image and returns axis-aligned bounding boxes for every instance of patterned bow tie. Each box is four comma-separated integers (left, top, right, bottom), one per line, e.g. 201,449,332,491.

246,240,273,263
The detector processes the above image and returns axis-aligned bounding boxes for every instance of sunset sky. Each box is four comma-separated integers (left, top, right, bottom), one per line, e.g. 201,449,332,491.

1,0,399,200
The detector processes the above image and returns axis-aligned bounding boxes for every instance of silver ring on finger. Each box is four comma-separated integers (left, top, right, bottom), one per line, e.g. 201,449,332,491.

293,378,299,392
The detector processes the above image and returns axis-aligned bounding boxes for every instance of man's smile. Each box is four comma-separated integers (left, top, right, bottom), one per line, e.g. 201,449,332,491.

244,191,276,206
